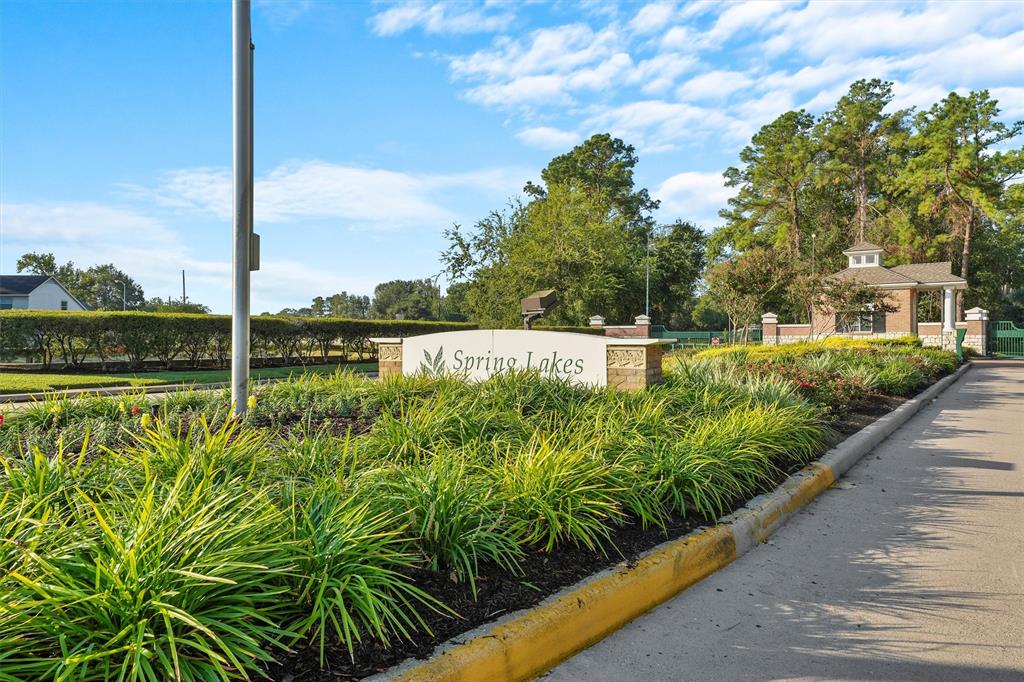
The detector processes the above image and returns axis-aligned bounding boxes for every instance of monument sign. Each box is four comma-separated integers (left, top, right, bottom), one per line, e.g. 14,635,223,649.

373,329,669,390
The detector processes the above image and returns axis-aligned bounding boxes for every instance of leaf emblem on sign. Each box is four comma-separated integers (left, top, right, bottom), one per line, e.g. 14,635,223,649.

419,346,445,375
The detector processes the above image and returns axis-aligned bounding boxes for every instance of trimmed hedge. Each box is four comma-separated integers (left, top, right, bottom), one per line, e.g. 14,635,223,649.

0,311,476,370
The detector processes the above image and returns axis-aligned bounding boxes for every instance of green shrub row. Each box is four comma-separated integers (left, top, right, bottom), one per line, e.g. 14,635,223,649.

0,311,476,369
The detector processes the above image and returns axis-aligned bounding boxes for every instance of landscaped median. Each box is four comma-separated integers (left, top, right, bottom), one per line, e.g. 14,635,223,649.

0,338,960,680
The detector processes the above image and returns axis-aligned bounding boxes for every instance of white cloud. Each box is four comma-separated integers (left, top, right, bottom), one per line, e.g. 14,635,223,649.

990,86,1024,119
1,202,178,247
654,171,734,226
125,160,529,229
370,1,514,36
629,3,677,35
516,126,581,150
762,1,1021,59
677,69,754,102
700,0,789,46
628,52,698,94
583,100,732,153
449,23,626,109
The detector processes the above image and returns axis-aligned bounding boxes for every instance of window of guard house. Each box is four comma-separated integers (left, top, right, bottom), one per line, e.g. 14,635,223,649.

837,309,884,333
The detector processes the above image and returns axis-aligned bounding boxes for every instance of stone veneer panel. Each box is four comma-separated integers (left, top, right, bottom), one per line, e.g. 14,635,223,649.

377,343,403,378
606,343,663,391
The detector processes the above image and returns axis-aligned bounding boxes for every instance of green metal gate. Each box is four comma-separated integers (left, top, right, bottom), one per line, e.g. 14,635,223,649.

989,320,1024,357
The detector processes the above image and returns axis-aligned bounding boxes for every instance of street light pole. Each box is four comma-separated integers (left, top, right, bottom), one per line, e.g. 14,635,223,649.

231,0,253,417
645,231,651,318
120,281,126,311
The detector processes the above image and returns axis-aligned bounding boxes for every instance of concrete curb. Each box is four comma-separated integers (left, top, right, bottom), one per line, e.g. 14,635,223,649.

372,361,973,682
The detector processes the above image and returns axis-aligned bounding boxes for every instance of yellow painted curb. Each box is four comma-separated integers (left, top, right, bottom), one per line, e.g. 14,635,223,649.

390,524,736,682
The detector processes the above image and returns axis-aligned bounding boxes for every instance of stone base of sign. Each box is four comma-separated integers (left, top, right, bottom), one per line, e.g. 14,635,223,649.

606,343,663,391
377,342,403,378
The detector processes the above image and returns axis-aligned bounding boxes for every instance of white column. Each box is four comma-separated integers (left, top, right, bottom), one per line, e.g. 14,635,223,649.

942,287,955,332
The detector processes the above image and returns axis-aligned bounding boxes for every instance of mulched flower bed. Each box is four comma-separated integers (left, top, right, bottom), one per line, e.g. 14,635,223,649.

263,389,915,681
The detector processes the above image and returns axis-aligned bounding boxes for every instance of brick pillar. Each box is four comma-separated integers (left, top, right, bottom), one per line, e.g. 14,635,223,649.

607,343,663,391
634,314,651,338
761,312,778,346
964,307,989,356
588,315,606,330
377,341,403,378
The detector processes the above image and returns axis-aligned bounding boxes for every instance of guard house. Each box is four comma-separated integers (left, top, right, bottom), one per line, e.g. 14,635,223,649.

762,242,988,353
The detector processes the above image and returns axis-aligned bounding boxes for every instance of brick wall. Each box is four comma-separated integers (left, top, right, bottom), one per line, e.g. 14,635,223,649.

884,288,914,334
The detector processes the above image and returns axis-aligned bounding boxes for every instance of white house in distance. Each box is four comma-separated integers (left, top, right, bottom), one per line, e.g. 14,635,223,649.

0,275,88,311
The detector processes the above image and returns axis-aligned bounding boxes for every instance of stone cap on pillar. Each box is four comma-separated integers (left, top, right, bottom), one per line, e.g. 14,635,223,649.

761,312,779,324
965,307,989,321
588,315,606,327
633,314,651,338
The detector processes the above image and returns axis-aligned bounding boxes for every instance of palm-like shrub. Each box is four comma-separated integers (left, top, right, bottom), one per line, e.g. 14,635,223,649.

284,481,442,662
1,478,295,681
372,453,523,595
495,437,624,552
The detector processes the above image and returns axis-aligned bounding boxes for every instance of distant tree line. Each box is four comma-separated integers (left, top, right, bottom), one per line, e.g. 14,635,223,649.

277,279,468,322
713,79,1023,322
440,80,1024,330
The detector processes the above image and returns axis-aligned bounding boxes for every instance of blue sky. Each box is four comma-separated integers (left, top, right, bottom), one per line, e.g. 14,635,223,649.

2,1,1022,313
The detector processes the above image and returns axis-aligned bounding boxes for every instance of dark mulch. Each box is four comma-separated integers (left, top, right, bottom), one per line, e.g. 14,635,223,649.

263,381,940,681
832,393,907,435
250,410,378,439
263,512,705,681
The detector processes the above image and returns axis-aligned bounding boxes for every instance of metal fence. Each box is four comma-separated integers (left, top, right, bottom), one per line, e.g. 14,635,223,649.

989,320,1024,357
651,327,762,349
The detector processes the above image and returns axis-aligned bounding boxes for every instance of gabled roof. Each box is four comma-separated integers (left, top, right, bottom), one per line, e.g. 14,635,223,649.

830,266,917,286
842,241,884,254
0,275,50,295
888,262,965,285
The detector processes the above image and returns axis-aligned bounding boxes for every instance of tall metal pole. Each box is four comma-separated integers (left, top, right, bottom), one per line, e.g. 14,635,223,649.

121,281,126,311
645,231,651,317
231,0,252,417
181,269,187,304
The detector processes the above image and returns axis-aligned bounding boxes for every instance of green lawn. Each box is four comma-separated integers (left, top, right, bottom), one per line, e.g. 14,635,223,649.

0,362,378,394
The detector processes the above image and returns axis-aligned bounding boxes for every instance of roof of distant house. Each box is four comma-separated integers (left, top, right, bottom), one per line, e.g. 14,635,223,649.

889,262,967,285
0,274,51,296
830,266,916,285
830,261,966,287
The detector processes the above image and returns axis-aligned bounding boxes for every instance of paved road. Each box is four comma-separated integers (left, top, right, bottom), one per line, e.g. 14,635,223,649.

548,360,1024,682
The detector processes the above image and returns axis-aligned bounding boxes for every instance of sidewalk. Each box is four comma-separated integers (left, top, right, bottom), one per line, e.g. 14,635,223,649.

547,360,1024,681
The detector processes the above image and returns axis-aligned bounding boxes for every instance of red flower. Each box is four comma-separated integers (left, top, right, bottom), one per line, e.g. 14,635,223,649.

131,406,141,415
0,414,4,427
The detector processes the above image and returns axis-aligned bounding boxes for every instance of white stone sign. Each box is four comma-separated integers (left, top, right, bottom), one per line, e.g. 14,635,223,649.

402,330,610,386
